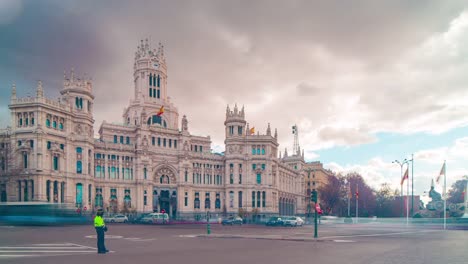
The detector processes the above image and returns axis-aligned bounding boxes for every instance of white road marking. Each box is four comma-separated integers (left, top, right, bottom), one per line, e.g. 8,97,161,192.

0,243,103,259
85,235,123,239
333,240,355,243
321,230,439,239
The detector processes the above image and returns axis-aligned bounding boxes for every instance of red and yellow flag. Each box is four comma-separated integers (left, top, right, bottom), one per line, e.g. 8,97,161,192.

401,168,409,185
157,105,164,116
249,127,255,135
436,162,445,184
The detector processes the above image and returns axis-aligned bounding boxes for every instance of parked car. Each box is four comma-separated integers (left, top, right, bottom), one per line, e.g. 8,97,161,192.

140,213,169,224
266,216,284,226
104,214,128,223
295,216,304,226
222,216,243,225
282,216,299,227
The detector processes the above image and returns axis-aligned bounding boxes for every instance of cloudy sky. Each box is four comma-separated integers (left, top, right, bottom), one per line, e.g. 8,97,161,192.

1,0,468,198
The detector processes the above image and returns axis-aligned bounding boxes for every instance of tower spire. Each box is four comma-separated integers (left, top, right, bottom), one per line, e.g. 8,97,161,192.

266,123,271,136
274,128,278,139
36,80,44,98
11,83,17,100
292,124,299,155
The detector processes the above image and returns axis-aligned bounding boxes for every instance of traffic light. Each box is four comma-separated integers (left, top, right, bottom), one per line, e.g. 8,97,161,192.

311,189,317,203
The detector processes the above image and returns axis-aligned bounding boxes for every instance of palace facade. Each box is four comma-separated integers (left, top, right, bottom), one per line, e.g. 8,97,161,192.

0,40,313,220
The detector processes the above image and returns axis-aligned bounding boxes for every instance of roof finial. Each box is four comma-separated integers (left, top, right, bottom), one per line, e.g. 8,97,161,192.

266,123,271,136
37,80,44,98
11,83,17,99
71,68,75,81
274,128,278,139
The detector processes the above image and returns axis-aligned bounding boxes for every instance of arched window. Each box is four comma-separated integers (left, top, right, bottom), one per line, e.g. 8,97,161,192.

46,119,51,127
149,73,152,86
53,121,57,128
157,75,161,87
262,147,265,155
113,135,117,143
144,168,147,179
160,175,169,184
76,161,82,174
252,191,255,207
126,136,130,144
76,183,83,206
96,165,101,178
149,88,153,98
76,147,82,153
257,191,261,208
59,123,63,130
238,191,243,208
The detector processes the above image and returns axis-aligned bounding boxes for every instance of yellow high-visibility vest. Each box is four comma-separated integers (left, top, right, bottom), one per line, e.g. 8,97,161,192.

94,216,105,227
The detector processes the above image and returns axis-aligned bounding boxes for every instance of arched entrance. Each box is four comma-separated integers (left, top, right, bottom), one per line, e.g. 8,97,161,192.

152,166,178,218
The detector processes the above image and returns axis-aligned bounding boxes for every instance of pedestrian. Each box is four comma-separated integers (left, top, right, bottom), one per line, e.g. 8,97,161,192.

94,208,109,254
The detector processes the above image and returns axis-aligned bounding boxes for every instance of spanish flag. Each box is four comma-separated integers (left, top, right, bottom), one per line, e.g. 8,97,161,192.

157,105,164,116
401,168,409,185
249,127,255,135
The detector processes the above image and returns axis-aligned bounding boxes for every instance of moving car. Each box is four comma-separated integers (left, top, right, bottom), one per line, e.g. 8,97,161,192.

295,216,304,226
222,216,243,225
104,214,128,223
282,216,299,227
140,213,169,224
266,216,284,226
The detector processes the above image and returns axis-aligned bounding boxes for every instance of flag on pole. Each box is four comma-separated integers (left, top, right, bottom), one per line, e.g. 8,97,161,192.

436,162,445,184
249,127,255,135
348,181,352,199
401,168,409,185
355,184,359,199
157,105,164,116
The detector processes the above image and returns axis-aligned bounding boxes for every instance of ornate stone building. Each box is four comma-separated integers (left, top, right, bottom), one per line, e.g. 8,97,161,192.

0,40,308,220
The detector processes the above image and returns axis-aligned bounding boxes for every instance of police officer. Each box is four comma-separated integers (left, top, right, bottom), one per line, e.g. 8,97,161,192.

94,209,109,254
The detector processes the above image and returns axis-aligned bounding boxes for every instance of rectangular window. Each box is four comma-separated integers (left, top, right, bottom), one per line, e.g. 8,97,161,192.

163,138,166,147
25,118,29,126
60,144,64,150
120,136,124,144
30,140,34,148
157,89,160,98
174,140,177,149
47,141,51,149
126,136,130,144
169,139,172,148
53,156,59,171
184,196,188,207
144,196,147,206
252,191,255,208
256,173,261,184
261,164,265,170
18,140,21,146
239,174,242,184
113,135,117,143
195,145,198,152
200,146,203,153
257,192,261,208
31,118,35,125
238,126,242,135
230,174,233,184
262,192,266,207
23,153,28,169
158,137,161,146
252,164,256,170
152,137,155,145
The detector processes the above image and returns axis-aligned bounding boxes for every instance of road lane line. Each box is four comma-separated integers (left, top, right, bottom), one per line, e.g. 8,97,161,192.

321,230,440,239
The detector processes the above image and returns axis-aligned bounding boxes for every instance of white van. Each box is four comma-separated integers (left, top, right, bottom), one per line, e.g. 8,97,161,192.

141,213,169,224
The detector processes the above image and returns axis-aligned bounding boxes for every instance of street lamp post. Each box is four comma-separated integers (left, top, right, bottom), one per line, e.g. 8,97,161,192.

392,159,410,225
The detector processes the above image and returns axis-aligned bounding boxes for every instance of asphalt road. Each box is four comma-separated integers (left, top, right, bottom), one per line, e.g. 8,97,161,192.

0,223,466,264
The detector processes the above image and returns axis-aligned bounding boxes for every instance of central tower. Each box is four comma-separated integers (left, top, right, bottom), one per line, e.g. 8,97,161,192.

134,39,167,102
123,39,179,129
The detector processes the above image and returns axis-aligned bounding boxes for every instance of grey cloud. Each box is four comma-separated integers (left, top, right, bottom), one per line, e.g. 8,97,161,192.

317,126,377,146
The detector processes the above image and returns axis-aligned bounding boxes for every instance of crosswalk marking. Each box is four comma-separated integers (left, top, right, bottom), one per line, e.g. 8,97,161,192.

0,243,100,259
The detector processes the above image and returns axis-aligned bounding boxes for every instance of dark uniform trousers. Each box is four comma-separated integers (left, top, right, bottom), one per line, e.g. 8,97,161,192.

95,226,107,253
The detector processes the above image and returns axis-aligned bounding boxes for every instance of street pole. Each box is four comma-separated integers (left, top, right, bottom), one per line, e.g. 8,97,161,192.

347,181,350,217
314,206,318,238
406,163,409,226
356,183,358,224
411,153,414,217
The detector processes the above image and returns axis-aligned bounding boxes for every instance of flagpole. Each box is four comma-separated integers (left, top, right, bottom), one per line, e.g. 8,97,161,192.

356,183,358,224
444,160,446,230
347,181,350,217
406,165,409,226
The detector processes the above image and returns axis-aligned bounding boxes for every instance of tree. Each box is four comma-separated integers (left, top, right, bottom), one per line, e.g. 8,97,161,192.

318,173,345,216
375,183,396,217
346,172,376,217
447,179,467,204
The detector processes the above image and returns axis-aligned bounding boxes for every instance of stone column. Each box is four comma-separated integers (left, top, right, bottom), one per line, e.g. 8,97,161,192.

28,180,33,201
17,180,22,202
